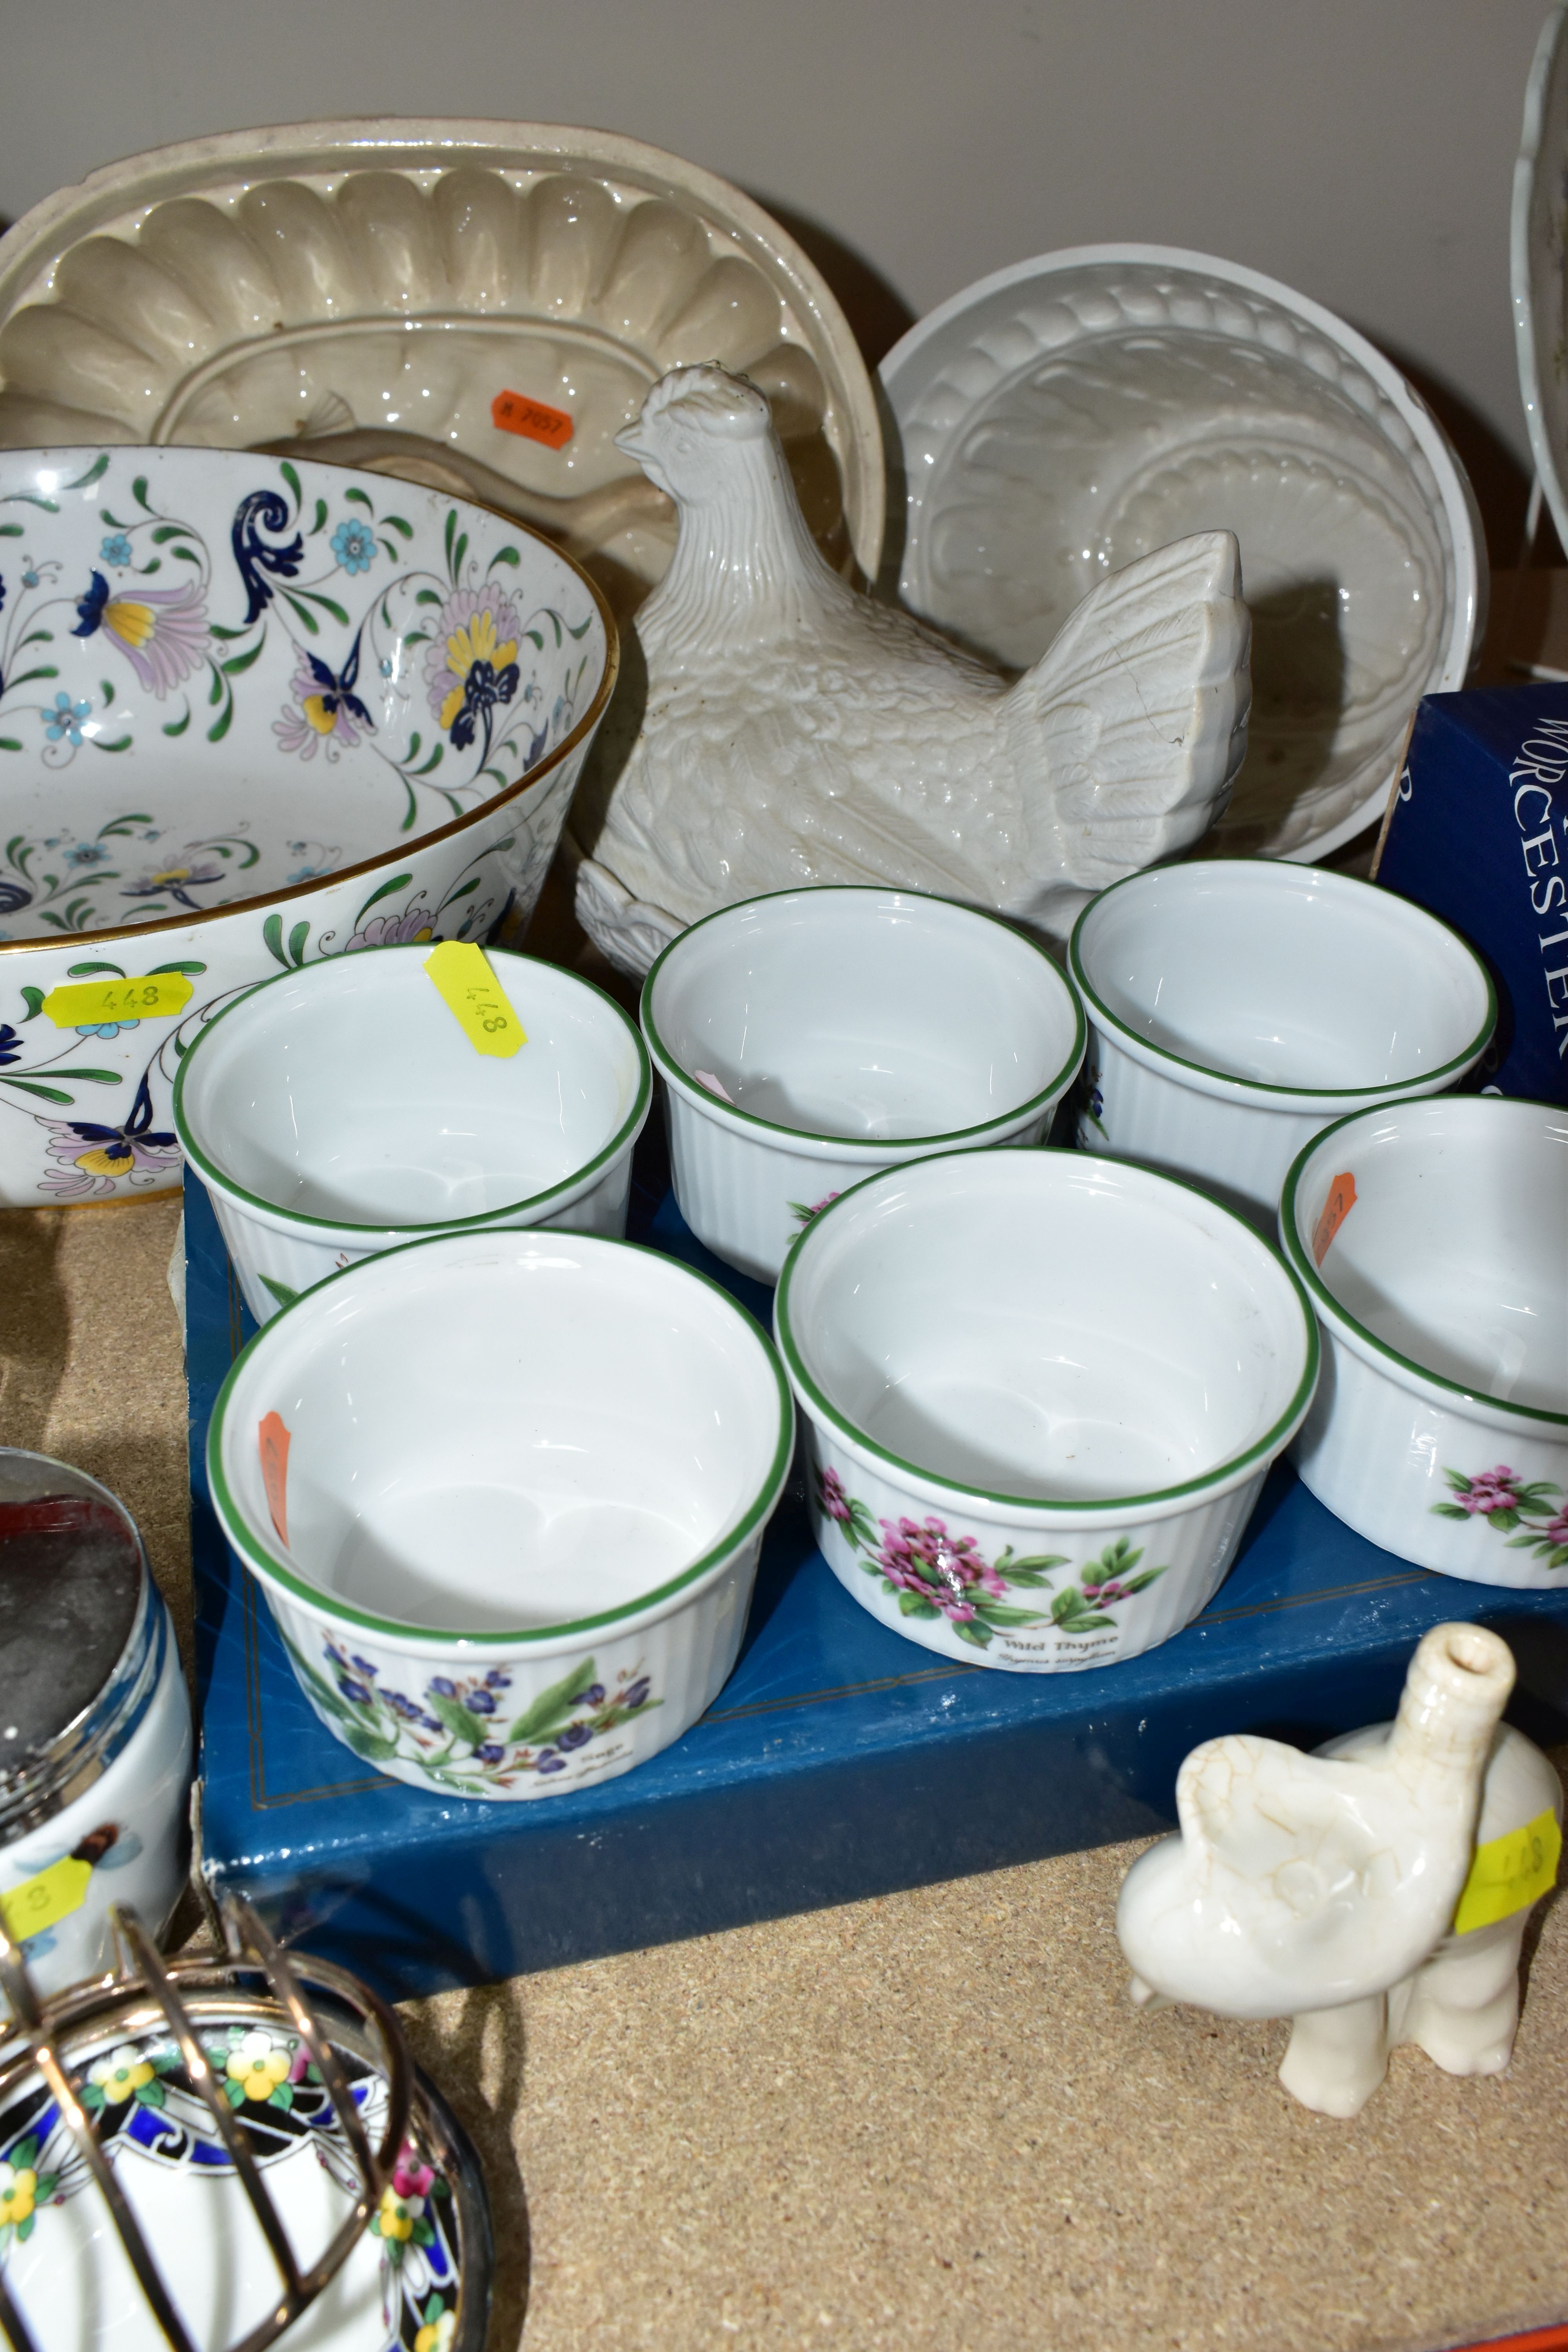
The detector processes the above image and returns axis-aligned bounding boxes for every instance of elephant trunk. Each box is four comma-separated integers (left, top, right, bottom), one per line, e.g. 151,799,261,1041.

1388,1623,1515,1790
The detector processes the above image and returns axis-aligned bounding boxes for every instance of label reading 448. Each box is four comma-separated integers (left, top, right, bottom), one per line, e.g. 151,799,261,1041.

423,941,526,1059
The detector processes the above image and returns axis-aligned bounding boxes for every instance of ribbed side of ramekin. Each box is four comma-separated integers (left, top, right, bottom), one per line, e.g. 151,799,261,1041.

800,1422,1267,1673
1078,1029,1341,1223
255,1528,760,1800
199,1147,635,1325
665,1092,1054,1285
1292,1327,1568,1583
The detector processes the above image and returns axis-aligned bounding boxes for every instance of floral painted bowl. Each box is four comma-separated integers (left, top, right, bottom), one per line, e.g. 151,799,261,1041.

207,1226,793,1799
1280,1096,1568,1580
0,443,614,1206
642,886,1085,1283
775,1148,1318,1671
174,944,650,1324
0,1984,490,2351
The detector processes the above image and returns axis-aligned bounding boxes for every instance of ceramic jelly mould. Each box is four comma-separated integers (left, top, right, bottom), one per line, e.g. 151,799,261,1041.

642,885,1086,1283
1069,861,1496,1224
775,1148,1317,1673
207,1227,794,1801
175,944,651,1323
0,442,614,1207
0,119,884,612
1513,9,1568,564
879,245,1484,864
1118,1622,1564,2118
1280,1095,1568,1580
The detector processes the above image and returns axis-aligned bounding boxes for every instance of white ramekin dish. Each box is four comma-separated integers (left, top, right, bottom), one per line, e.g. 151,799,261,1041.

207,1229,793,1799
775,1149,1318,1673
174,944,651,1322
1069,861,1495,1223
1280,1096,1568,1581
641,886,1086,1282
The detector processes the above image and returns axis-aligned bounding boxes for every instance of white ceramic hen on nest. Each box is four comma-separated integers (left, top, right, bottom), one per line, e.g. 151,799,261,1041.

571,364,1251,974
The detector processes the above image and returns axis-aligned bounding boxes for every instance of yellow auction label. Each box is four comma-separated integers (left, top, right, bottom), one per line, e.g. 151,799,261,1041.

43,974,194,1028
423,941,526,1059
0,1855,94,1942
1453,1806,1562,1935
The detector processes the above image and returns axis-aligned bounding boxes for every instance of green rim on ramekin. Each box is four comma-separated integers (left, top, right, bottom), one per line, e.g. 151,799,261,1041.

1068,864,1498,1104
641,885,1087,1154
174,946,652,1240
1279,1097,1568,1428
774,1146,1321,1516
205,1229,796,1644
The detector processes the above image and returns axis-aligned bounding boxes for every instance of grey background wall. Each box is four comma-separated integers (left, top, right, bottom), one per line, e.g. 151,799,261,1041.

0,0,1553,548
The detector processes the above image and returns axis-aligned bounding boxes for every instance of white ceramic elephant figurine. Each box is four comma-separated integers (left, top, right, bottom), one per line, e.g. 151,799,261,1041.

1116,1623,1564,2117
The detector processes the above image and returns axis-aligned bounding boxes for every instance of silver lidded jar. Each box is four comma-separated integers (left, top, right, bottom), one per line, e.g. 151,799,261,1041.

0,1449,192,2006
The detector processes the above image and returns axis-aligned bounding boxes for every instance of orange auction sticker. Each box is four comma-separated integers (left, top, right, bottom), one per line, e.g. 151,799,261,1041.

491,390,573,449
258,1411,291,1547
1311,1171,1357,1267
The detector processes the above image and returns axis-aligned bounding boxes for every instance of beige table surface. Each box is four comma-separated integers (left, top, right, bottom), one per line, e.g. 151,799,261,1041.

4,579,1568,2352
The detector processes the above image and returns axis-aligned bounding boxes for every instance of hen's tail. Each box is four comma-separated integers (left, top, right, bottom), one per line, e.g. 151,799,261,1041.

1000,531,1249,928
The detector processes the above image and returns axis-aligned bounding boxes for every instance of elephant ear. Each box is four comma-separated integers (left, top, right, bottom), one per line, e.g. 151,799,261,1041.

1180,1737,1388,1875
1174,1734,1332,1878
1173,1733,1459,2011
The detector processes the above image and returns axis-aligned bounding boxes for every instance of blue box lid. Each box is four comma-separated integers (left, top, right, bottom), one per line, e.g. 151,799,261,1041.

1378,683,1568,1103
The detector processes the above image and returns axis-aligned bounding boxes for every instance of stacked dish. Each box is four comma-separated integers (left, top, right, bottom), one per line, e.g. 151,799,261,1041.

0,441,615,1207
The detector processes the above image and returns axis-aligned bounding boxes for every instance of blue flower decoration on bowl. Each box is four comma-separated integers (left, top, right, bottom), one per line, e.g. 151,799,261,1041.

45,693,92,746
100,533,133,568
331,518,377,576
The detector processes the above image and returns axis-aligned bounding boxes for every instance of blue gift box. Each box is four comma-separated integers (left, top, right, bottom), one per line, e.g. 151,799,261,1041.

1375,683,1568,1102
190,1140,1568,2002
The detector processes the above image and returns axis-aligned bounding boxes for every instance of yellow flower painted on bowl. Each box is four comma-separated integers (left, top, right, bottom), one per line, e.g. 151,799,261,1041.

73,570,210,699
415,2310,456,2352
71,1143,135,1179
89,2045,154,2103
0,2162,37,2227
227,2029,290,2103
437,606,519,733
375,2185,419,2242
301,693,342,737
